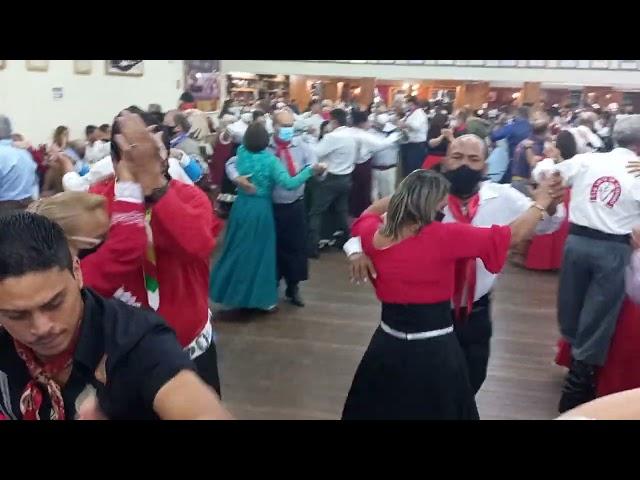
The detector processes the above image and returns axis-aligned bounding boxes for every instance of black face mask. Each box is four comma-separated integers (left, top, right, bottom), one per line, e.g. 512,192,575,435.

443,165,484,198
435,211,446,222
78,241,105,259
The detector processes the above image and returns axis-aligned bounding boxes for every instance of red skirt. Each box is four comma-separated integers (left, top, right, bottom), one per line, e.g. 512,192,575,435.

555,298,640,396
422,154,444,170
525,190,571,271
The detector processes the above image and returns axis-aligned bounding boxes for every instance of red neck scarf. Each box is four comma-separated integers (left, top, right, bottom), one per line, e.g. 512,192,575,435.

179,102,197,111
13,324,82,421
448,192,481,321
274,136,296,176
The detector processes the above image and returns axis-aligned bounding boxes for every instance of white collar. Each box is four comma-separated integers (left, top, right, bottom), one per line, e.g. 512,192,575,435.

478,181,501,204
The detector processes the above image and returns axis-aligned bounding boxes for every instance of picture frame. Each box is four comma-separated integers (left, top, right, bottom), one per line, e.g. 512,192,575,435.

26,60,49,72
105,60,144,76
74,60,92,75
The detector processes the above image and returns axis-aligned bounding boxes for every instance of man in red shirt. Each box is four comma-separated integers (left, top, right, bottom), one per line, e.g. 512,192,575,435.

90,109,222,395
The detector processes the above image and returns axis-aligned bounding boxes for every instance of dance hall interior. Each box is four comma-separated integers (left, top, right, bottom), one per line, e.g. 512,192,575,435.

1,59,640,420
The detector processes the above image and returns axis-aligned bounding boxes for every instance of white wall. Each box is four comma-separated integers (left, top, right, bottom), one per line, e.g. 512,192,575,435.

0,60,183,145
221,60,640,90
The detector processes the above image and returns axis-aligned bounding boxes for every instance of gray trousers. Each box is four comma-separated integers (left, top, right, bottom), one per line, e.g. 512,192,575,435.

558,234,631,366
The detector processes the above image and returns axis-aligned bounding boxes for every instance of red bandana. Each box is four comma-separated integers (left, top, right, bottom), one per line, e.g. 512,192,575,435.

13,324,82,421
274,136,296,176
448,193,481,321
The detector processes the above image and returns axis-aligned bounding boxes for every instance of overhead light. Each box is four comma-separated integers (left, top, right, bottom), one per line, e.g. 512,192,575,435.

512,92,521,99
606,94,612,99
402,82,410,90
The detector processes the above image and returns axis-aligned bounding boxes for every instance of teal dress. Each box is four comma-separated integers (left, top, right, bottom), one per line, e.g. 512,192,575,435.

210,146,314,310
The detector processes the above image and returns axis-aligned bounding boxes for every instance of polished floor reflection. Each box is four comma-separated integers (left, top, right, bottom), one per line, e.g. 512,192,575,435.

214,250,564,420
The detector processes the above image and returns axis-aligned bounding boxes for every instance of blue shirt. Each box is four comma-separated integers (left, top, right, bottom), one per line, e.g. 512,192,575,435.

490,118,533,161
0,139,38,201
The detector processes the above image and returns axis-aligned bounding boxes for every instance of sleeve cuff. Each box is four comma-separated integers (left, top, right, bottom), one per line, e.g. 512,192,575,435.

343,237,363,257
115,182,143,203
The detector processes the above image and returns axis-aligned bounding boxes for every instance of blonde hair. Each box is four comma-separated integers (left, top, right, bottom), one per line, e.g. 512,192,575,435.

380,169,450,240
28,192,107,238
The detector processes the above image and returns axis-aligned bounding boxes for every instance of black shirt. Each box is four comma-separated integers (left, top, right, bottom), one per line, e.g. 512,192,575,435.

0,288,194,420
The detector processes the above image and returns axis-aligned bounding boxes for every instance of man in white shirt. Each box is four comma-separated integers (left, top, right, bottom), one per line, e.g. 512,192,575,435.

345,134,566,395
306,108,358,258
348,110,402,217
532,115,640,413
369,114,400,201
398,96,428,179
297,99,325,138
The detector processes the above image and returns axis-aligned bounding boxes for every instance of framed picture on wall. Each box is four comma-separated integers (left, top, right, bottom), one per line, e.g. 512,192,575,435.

74,60,92,75
26,60,49,72
105,60,144,76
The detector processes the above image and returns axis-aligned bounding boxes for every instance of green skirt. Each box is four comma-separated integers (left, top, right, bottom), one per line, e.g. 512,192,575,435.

210,194,278,310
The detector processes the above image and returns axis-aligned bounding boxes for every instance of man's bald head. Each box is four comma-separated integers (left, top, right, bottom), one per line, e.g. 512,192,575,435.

272,109,294,127
441,134,488,173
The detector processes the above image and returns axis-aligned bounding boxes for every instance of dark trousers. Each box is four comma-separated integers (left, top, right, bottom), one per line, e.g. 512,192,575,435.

558,233,630,366
349,159,373,218
194,340,221,397
400,142,426,179
308,173,352,254
273,199,308,286
454,294,492,395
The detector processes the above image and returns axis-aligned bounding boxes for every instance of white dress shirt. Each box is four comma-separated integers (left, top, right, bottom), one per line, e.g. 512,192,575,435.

227,120,249,144
532,148,640,235
343,181,566,302
307,126,358,175
369,129,400,168
349,127,402,164
298,112,325,137
403,108,428,143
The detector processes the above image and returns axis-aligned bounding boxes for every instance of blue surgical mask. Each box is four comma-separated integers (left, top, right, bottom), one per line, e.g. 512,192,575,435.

278,126,295,142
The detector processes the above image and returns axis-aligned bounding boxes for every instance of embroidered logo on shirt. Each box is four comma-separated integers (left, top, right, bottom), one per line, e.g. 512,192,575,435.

590,176,621,208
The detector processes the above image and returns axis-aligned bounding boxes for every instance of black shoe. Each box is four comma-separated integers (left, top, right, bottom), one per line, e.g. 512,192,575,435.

558,359,597,413
285,284,305,307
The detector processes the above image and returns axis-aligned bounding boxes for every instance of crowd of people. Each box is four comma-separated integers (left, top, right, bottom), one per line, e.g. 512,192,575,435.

3,84,640,420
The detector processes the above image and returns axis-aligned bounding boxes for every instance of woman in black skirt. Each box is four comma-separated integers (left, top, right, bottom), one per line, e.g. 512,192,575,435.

342,170,512,420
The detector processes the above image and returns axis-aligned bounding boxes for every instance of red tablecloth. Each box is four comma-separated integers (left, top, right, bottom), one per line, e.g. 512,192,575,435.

555,298,640,397
525,190,571,271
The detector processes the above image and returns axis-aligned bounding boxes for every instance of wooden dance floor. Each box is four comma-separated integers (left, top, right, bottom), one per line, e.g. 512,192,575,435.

214,250,565,420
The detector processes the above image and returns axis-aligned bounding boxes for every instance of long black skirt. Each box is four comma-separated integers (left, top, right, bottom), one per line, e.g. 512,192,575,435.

342,302,478,420
273,199,309,284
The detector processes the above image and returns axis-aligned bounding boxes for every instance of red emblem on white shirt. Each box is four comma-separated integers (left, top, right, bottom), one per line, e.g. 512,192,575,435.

589,176,621,208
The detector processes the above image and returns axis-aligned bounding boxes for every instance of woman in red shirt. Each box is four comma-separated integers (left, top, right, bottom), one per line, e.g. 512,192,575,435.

342,169,512,420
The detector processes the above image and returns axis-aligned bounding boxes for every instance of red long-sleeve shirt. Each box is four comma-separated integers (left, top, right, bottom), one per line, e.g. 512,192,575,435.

352,213,511,304
81,198,146,303
89,179,222,346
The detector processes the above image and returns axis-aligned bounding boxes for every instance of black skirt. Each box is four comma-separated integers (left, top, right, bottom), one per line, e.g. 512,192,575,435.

342,302,478,420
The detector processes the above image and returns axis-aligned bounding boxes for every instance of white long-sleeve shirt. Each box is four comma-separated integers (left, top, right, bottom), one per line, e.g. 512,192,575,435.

343,181,566,302
403,108,428,143
307,126,358,175
532,148,640,235
350,128,402,165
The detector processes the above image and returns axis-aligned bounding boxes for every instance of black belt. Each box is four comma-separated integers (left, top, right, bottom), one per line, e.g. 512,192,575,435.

371,164,396,171
569,223,630,244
